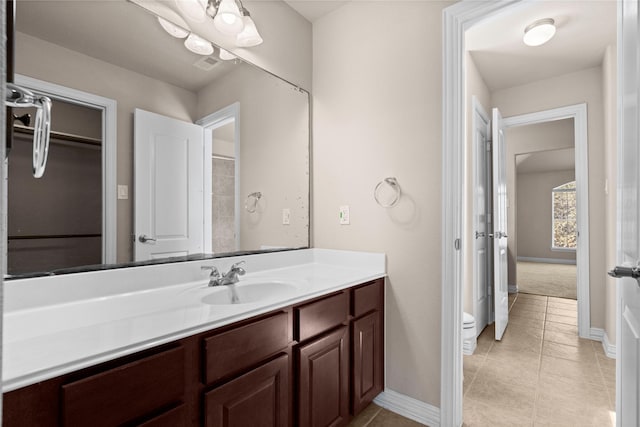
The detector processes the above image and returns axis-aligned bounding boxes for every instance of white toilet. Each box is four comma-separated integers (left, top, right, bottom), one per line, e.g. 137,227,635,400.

463,312,477,356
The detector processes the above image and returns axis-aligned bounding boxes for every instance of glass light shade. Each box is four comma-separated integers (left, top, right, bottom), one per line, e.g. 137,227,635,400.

236,15,263,47
175,0,208,23
523,18,556,47
184,33,214,55
219,48,236,60
213,0,244,35
158,17,189,38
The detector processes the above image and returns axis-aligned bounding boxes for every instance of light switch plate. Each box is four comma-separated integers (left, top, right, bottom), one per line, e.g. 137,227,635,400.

339,205,350,225
282,208,291,225
117,185,129,200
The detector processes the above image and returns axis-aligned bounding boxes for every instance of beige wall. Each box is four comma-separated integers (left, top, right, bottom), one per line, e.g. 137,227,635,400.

313,0,452,407
197,64,310,250
493,66,607,329
516,170,577,261
464,53,492,316
505,119,575,283
603,45,617,344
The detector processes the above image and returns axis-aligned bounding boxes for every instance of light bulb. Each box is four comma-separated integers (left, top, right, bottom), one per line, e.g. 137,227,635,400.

175,0,207,23
158,17,189,39
213,0,244,35
184,33,214,55
523,18,556,47
236,15,263,47
219,48,236,60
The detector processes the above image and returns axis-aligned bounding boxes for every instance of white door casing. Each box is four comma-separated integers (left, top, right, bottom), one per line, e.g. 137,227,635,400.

472,97,491,333
134,109,204,261
615,1,640,424
492,108,509,341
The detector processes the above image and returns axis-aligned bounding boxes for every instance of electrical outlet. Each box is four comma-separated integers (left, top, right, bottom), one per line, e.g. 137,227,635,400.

117,185,129,200
339,205,350,225
282,208,291,225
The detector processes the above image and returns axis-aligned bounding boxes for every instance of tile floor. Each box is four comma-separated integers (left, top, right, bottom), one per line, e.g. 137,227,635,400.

348,403,424,426
463,293,616,426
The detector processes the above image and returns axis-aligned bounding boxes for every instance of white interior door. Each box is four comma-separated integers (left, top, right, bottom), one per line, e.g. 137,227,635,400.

613,1,640,424
473,102,491,332
134,109,204,261
492,107,509,340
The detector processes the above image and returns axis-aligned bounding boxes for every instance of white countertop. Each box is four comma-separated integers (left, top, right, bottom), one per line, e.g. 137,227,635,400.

2,249,385,392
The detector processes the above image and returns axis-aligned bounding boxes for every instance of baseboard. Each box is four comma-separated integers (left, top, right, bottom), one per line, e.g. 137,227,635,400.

508,284,518,294
517,256,576,265
373,389,440,426
589,327,616,359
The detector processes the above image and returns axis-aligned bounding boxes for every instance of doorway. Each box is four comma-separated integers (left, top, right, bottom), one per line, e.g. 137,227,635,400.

442,1,615,425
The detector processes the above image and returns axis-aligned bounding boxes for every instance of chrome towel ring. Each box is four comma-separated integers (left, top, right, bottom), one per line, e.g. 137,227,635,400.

374,177,401,208
245,191,262,213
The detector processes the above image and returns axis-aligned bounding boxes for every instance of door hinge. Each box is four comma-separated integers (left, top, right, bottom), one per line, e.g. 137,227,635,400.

454,238,461,250
486,141,492,151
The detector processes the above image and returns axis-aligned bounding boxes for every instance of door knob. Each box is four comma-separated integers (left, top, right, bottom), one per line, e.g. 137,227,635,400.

608,266,640,287
475,231,486,239
138,234,156,243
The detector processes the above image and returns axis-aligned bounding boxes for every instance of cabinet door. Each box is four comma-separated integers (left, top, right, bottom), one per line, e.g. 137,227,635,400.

297,326,349,427
204,354,289,427
352,311,383,415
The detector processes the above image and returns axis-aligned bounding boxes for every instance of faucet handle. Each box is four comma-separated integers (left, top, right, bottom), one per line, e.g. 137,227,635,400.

201,265,220,278
230,261,246,275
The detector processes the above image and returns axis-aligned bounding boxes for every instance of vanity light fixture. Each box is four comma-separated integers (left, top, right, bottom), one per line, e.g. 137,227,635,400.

523,18,556,46
175,0,208,23
184,33,214,55
158,17,190,38
219,48,237,60
206,0,263,45
210,0,244,35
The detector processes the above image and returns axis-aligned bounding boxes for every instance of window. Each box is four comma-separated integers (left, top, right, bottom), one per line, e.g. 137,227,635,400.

552,181,577,250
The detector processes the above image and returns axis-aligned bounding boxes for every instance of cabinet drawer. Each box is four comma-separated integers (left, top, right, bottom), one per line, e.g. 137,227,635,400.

352,279,383,318
138,404,186,427
295,291,348,342
62,346,185,427
203,311,290,385
204,354,289,427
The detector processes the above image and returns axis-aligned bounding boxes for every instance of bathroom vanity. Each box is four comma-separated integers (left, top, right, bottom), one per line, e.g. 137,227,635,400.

2,249,385,426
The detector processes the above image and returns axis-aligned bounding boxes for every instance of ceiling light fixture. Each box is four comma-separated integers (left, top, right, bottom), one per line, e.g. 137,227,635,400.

206,0,263,44
184,33,214,55
158,17,190,38
523,18,556,47
175,0,208,23
219,48,237,61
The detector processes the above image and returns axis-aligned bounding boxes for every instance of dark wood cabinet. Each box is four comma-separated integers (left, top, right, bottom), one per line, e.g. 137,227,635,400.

204,354,290,427
297,326,350,427
3,278,384,427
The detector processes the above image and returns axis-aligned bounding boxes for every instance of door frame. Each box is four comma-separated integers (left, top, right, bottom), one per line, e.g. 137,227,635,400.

197,102,241,253
503,104,590,338
13,74,117,264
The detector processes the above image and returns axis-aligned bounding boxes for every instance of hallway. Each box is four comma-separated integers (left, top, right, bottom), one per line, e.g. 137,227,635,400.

463,294,616,426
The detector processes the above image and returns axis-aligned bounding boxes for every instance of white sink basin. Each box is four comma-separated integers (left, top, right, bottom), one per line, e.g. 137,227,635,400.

201,281,300,305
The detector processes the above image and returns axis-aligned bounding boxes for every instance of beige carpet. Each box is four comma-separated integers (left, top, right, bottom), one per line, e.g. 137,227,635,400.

517,261,577,300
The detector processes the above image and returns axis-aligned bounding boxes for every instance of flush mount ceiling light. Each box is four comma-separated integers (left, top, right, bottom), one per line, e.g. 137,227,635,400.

184,33,214,55
523,18,556,47
158,17,190,38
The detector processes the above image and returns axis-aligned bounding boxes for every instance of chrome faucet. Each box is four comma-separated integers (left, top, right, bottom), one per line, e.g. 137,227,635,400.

201,261,246,287
201,265,221,287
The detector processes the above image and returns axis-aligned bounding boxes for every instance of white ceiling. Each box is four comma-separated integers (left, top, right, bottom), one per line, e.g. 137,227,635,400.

466,0,617,91
283,0,347,22
16,1,238,92
516,148,575,174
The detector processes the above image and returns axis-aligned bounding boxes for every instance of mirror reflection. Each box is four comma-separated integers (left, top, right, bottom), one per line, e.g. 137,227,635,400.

9,0,310,276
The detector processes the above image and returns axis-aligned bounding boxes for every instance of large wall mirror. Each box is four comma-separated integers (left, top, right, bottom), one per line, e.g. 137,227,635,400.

8,0,310,277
